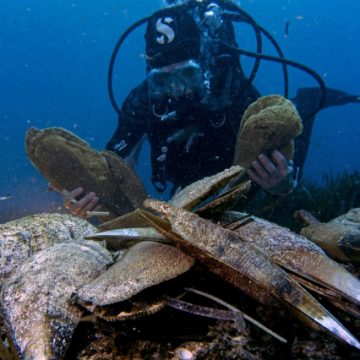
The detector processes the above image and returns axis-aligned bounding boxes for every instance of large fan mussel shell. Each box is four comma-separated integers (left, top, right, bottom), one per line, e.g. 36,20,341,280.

25,127,147,216
1,241,113,360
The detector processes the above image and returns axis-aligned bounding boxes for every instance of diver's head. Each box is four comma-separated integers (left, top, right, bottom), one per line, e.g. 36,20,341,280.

145,7,204,99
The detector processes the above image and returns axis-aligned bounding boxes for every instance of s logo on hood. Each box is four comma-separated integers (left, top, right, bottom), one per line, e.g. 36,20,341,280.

156,17,175,45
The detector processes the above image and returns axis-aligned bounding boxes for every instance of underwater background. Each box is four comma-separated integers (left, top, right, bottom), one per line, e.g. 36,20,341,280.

1,0,359,222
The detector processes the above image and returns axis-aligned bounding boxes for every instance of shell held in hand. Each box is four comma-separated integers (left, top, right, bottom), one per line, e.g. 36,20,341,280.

25,127,147,217
233,95,303,168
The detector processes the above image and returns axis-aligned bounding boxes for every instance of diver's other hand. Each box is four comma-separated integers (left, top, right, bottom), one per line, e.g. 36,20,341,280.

247,150,289,191
62,187,101,218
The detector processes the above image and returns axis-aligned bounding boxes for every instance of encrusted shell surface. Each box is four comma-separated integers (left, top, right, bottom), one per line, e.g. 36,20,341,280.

25,127,147,216
233,95,303,168
298,208,360,262
331,207,360,226
0,213,96,281
227,214,360,304
97,209,149,232
169,166,245,210
101,150,148,210
77,241,194,306
0,241,113,360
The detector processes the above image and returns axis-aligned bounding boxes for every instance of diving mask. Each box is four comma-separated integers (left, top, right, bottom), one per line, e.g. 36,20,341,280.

147,59,204,98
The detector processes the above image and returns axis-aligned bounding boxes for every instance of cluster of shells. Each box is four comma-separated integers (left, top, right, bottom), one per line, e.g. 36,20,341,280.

1,95,359,359
1,170,360,359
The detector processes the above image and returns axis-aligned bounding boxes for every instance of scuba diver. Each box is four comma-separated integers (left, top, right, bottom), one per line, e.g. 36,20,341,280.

64,0,360,218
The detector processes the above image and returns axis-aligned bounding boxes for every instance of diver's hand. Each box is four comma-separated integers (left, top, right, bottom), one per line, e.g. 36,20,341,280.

62,187,101,218
247,150,289,191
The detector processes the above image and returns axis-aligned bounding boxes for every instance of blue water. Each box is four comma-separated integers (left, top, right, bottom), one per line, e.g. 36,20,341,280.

1,0,359,222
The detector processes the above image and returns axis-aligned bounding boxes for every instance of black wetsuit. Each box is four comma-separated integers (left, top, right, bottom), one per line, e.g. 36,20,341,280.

107,71,359,192
106,67,260,192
